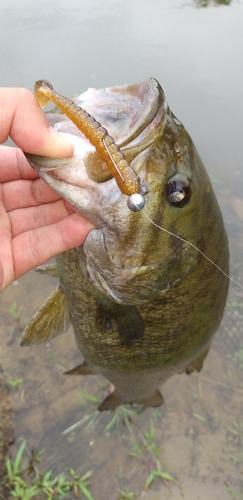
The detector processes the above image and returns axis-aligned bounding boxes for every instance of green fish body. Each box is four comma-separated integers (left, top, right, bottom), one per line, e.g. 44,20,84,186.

21,79,229,410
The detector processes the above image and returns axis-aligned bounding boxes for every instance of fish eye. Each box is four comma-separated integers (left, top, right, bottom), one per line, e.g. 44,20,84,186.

165,174,191,208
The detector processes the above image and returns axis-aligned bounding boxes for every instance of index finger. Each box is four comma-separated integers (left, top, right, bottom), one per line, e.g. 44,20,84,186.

0,145,39,183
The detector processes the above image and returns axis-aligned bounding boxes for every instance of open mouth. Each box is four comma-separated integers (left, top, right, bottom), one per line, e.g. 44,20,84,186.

49,78,164,149
25,78,166,214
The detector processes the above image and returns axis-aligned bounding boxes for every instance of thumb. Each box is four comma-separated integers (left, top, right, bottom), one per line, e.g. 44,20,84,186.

0,87,74,158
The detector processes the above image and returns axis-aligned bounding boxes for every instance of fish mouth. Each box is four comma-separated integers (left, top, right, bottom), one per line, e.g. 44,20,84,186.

25,78,166,214
54,77,164,148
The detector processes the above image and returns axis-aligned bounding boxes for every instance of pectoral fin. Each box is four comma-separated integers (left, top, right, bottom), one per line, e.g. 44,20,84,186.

116,305,144,346
35,263,58,278
19,287,70,346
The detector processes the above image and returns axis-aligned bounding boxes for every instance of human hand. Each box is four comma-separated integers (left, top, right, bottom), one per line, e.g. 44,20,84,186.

0,87,94,292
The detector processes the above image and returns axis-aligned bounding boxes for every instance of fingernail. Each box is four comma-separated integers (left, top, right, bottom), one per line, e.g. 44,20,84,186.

49,126,74,151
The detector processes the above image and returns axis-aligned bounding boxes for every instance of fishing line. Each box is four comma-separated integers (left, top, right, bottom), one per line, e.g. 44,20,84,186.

102,139,126,183
143,212,243,290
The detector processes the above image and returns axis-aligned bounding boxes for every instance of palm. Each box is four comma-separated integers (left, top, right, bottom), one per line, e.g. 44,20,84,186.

0,86,93,292
0,147,93,291
0,181,14,289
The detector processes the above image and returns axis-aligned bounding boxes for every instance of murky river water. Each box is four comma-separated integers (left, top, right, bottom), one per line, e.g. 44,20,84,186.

0,0,243,498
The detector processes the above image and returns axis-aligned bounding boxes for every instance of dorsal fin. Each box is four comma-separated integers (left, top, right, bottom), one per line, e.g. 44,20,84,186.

19,287,70,346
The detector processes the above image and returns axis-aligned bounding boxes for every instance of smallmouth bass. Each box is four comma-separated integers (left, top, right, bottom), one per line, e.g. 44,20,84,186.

20,78,229,410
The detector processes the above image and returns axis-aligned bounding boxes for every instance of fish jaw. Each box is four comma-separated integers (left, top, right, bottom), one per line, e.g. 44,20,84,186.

24,153,119,227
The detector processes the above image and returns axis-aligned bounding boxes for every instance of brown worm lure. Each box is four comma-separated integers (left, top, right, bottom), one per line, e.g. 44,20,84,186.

34,80,146,211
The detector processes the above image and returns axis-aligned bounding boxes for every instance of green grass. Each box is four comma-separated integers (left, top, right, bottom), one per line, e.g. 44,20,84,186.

9,378,23,390
227,420,243,447
9,303,20,320
225,484,243,499
227,349,243,374
117,489,137,500
124,414,177,492
62,396,178,496
0,439,94,500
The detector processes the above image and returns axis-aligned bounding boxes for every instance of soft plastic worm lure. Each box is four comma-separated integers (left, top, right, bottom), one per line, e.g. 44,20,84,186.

34,80,145,211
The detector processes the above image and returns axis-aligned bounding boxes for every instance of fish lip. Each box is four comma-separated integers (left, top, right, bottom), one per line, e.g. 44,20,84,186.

23,154,75,172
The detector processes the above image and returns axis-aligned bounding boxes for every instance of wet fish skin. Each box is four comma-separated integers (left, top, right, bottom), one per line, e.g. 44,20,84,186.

21,78,229,410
